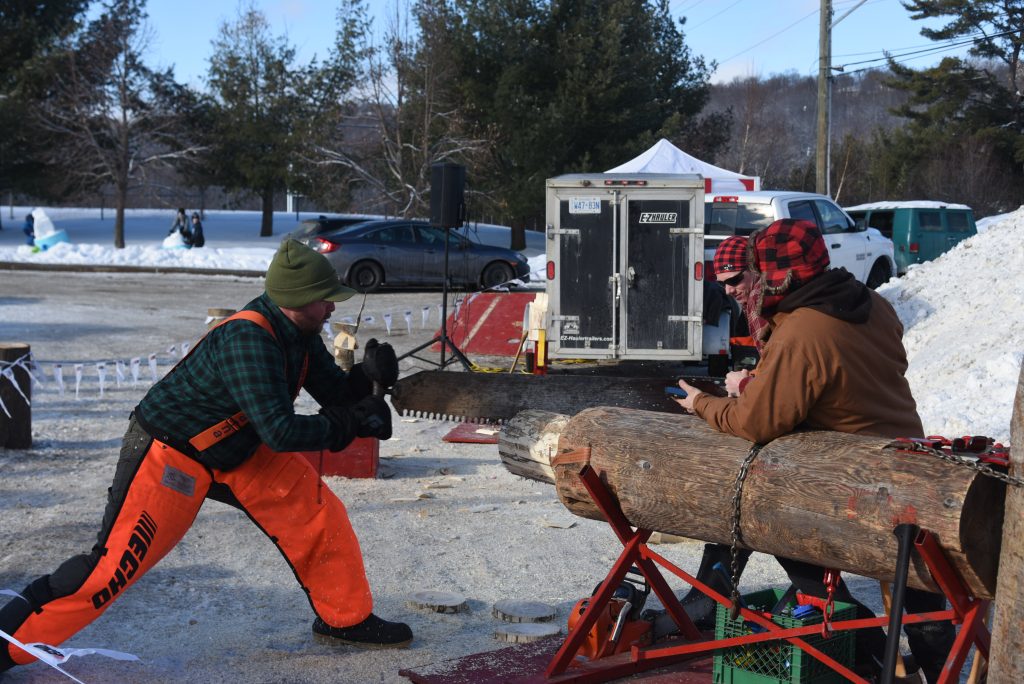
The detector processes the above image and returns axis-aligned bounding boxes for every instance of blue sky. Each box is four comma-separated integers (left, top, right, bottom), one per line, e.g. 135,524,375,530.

141,0,970,87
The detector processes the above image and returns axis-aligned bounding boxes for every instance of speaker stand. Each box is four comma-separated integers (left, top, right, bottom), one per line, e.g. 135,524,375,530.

399,226,473,371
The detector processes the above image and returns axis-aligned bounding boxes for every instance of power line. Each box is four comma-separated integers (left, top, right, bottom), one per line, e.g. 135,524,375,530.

836,27,1019,72
686,0,748,31
716,6,820,65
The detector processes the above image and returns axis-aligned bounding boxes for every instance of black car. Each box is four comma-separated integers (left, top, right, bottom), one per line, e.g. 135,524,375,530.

286,218,531,292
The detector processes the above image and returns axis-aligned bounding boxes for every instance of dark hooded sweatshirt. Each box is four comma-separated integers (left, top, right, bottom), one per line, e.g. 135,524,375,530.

692,270,924,444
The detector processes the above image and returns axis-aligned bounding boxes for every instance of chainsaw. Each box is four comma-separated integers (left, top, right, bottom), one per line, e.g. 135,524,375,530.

389,369,727,424
567,569,653,661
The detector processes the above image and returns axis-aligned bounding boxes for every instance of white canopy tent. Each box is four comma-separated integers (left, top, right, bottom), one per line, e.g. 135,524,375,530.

606,138,760,193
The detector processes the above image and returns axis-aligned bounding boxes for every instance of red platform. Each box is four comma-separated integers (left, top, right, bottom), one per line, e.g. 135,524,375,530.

442,422,501,444
299,437,379,478
431,292,533,358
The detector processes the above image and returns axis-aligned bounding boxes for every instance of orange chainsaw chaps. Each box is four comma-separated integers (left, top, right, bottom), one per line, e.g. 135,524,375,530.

8,443,211,666
214,445,373,628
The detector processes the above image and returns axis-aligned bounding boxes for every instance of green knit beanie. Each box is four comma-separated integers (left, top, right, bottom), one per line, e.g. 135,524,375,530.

266,239,356,307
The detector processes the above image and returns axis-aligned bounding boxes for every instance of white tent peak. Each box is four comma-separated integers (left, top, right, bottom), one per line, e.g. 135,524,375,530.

606,138,760,192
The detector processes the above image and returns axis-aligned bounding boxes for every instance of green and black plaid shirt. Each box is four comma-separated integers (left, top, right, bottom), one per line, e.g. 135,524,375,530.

136,293,368,470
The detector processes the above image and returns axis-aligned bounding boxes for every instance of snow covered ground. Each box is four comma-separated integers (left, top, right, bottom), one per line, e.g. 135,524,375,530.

0,203,1019,682
0,207,547,280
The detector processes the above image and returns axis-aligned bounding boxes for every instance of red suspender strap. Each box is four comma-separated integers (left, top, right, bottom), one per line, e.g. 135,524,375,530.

187,310,309,452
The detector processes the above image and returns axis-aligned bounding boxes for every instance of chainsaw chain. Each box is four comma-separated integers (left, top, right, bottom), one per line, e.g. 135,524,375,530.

886,440,1024,488
729,443,764,620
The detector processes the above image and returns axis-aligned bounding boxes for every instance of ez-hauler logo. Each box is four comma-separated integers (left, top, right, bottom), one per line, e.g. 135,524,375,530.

639,212,677,223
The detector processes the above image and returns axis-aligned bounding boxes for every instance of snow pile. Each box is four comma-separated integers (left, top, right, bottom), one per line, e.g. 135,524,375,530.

877,208,1024,443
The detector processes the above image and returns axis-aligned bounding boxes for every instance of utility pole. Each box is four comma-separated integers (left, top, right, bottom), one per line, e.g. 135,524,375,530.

816,0,831,195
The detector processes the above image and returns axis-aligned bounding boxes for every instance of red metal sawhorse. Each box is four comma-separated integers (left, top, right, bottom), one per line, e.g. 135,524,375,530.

545,456,991,684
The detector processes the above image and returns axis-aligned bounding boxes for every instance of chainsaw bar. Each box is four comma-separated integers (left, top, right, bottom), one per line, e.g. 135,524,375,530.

389,370,725,424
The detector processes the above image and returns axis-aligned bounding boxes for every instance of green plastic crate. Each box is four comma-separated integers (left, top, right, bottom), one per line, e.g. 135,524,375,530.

711,587,856,684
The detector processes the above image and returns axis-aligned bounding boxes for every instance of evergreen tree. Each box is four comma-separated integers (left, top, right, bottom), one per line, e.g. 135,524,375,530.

205,1,366,235
877,0,1024,211
0,0,89,202
443,0,726,224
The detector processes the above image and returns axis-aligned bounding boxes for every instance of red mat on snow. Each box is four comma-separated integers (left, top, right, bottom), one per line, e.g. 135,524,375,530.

430,292,533,358
442,422,501,444
398,635,714,684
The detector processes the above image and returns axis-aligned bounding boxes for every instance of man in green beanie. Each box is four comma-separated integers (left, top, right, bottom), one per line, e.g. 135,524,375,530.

1,240,411,676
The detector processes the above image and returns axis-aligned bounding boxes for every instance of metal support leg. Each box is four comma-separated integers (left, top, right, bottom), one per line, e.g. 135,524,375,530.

882,523,919,684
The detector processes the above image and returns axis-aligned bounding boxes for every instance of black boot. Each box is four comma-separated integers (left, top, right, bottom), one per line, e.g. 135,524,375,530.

312,613,413,649
680,543,751,631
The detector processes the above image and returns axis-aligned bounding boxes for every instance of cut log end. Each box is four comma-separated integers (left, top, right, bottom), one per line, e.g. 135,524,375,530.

493,622,561,643
406,591,467,614
492,600,557,623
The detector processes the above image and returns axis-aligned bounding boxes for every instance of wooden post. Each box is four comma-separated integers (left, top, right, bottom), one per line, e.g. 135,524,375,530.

988,363,1024,680
0,343,32,448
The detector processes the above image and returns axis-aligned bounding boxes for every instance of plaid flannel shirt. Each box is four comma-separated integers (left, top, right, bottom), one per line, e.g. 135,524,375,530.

136,293,365,470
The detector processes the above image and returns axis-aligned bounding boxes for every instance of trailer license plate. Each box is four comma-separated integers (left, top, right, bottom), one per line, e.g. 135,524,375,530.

569,197,602,214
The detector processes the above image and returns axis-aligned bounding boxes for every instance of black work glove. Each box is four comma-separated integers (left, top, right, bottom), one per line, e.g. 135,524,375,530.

351,395,393,440
361,338,398,388
320,405,359,452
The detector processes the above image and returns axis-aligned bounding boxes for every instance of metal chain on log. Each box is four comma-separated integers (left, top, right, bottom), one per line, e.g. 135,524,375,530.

885,440,1023,488
729,443,764,619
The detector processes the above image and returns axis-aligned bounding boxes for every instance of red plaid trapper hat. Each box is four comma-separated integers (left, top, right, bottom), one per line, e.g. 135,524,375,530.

751,219,830,313
713,236,748,276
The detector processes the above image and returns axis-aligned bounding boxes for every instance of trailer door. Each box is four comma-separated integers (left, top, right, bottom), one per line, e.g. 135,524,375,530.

621,194,702,359
548,191,617,358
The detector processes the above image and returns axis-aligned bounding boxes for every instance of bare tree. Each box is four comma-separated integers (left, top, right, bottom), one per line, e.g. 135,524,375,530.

34,0,203,247
312,0,490,217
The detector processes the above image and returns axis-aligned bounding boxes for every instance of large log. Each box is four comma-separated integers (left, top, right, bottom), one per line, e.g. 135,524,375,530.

550,407,1004,599
989,364,1024,680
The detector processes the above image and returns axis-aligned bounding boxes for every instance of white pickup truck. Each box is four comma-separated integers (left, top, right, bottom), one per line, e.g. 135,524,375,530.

704,191,897,288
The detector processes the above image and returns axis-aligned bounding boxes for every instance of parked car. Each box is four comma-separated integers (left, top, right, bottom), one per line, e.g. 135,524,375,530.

288,218,531,292
704,190,897,288
287,214,377,241
844,201,976,275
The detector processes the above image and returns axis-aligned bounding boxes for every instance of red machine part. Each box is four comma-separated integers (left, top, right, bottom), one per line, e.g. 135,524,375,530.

566,596,652,662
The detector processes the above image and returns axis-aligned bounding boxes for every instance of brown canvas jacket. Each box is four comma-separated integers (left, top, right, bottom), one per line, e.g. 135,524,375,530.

692,289,923,443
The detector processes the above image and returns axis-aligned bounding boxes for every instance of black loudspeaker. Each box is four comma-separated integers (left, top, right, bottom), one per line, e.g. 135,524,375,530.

430,162,465,228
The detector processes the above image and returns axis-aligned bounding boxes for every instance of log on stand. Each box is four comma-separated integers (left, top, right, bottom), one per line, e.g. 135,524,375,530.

500,406,1005,599
989,363,1024,681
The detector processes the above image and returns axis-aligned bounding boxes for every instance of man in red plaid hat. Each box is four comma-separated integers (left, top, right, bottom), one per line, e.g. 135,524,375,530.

712,235,767,396
675,219,953,682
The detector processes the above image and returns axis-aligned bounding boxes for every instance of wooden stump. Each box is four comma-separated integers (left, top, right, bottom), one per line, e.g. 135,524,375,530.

550,407,1004,599
406,591,468,614
988,364,1024,681
0,343,32,449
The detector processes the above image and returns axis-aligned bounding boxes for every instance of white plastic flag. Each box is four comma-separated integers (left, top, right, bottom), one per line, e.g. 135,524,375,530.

363,315,375,325
436,303,443,322
0,388,8,419
421,306,431,328
404,311,413,334
96,362,107,398
454,298,463,320
53,364,65,397
341,316,356,326
383,313,393,335
74,364,84,400
130,357,141,385
115,360,126,387
26,356,45,389
166,344,177,359
180,341,191,357
148,353,158,382
1,368,29,408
